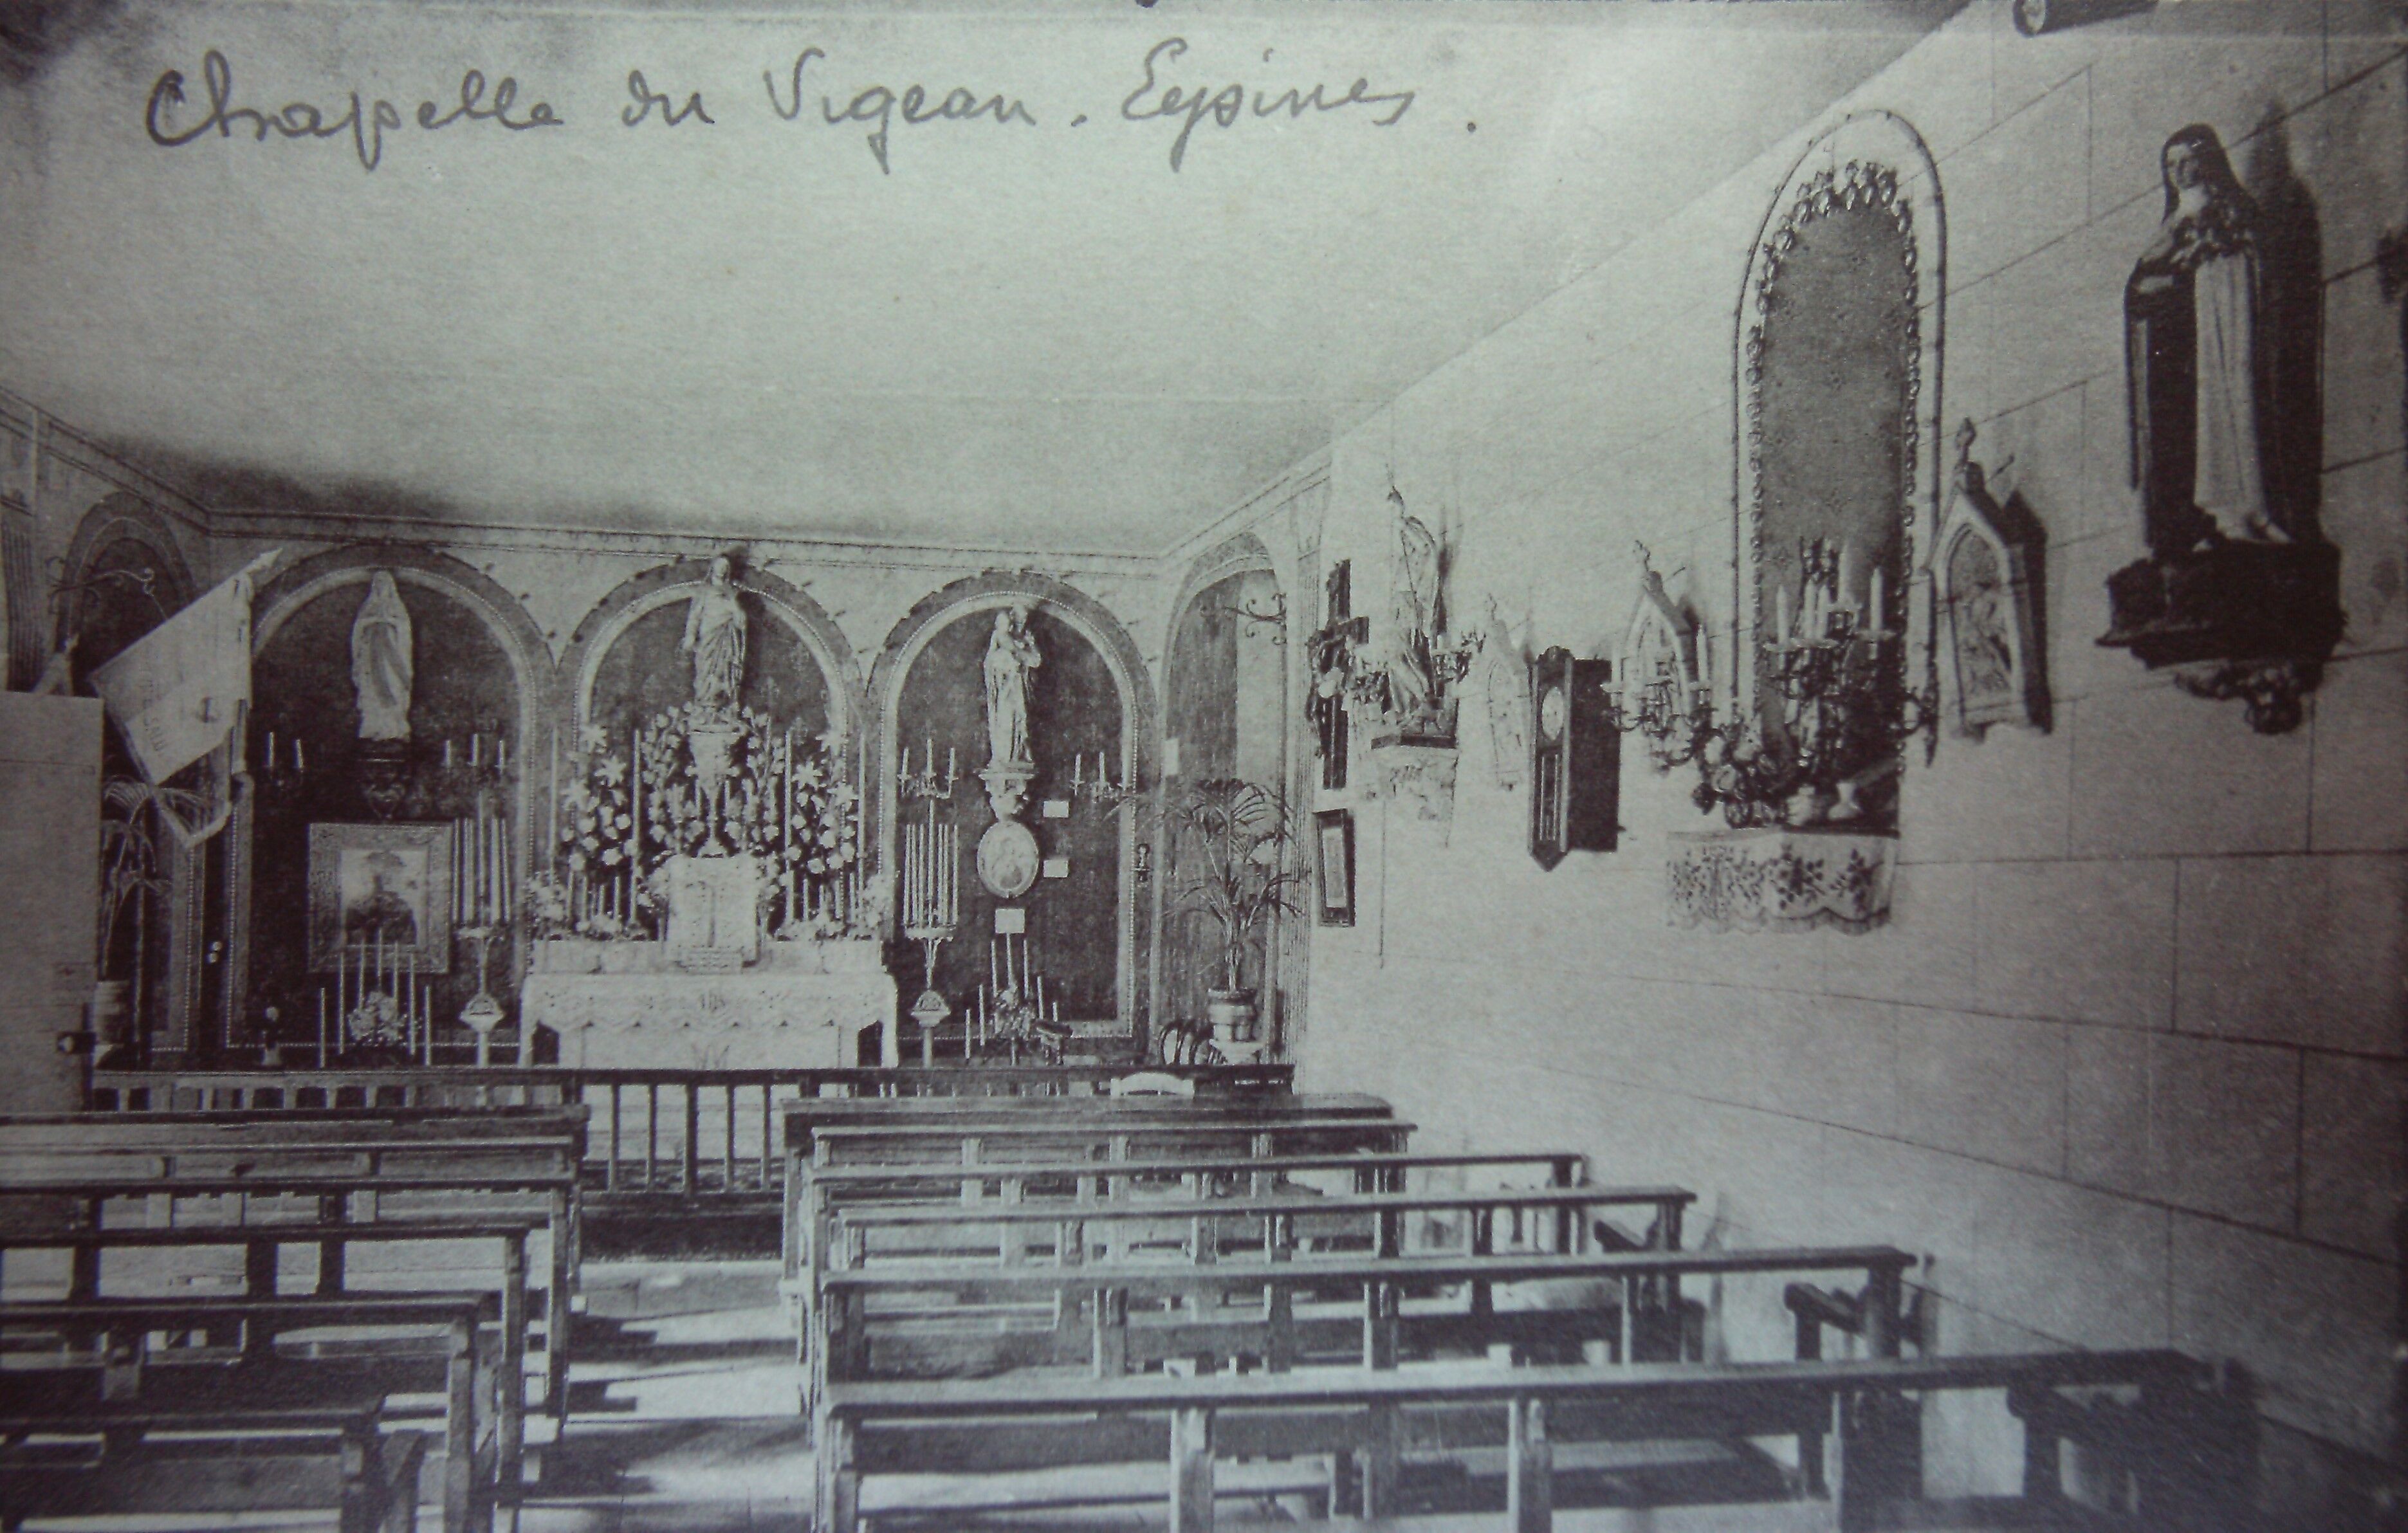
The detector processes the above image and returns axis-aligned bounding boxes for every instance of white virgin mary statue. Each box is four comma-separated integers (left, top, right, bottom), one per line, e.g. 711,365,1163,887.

350,571,414,741
681,555,748,711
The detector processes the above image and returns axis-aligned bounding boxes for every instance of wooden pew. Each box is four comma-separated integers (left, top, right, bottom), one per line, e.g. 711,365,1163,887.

0,1400,424,1533
813,1245,1920,1421
816,1348,2230,1533
786,1147,1594,1300
827,1182,1693,1271
0,1161,580,1417
0,1213,544,1501
0,1290,500,1533
780,1099,1407,1274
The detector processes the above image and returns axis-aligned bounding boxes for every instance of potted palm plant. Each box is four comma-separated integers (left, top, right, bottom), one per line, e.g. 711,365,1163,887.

1168,778,1304,1045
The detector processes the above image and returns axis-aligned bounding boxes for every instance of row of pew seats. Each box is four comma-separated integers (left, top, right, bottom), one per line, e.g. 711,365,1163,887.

776,1083,2259,1532
0,1105,587,1533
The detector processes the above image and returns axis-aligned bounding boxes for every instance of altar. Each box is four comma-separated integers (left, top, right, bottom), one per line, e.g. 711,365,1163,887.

520,939,899,1070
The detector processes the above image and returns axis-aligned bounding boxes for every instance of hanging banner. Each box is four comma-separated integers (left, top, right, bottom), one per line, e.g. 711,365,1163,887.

91,548,280,785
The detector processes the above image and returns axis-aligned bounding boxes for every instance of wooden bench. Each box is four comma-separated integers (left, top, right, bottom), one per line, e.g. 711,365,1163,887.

0,1213,544,1501
0,1164,579,1417
817,1348,2233,1533
786,1147,1594,1294
0,1400,425,1533
825,1182,1694,1271
811,1244,1920,1442
0,1290,501,1533
782,1103,1406,1270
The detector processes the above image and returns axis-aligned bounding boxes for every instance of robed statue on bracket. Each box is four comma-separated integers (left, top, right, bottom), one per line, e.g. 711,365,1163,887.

350,571,414,741
982,604,1040,769
2126,124,2286,554
682,554,748,711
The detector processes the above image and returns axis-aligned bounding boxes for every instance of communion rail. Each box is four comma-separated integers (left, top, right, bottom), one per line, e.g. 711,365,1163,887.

82,1064,1298,1205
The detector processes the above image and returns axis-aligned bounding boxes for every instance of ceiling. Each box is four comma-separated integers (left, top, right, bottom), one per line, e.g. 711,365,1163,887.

0,0,1949,556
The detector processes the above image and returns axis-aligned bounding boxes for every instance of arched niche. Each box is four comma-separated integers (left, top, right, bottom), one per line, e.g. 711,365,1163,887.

871,574,1157,1033
56,492,198,692
563,560,859,756
1730,111,1945,830
246,549,555,1053
1157,537,1291,1037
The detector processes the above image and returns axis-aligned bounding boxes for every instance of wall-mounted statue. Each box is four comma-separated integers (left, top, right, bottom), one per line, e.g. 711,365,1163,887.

982,603,1041,770
2099,124,2341,735
350,571,414,741
1383,493,1445,731
1476,594,1529,789
681,553,749,711
2126,125,2284,554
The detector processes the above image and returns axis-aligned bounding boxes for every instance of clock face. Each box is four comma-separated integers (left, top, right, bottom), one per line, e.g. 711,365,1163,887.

1538,684,1567,742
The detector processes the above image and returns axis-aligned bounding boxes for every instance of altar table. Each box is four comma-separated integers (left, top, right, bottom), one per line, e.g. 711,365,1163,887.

520,941,900,1070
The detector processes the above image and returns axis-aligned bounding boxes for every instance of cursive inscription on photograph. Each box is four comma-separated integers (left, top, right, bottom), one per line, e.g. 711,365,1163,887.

140,39,1416,176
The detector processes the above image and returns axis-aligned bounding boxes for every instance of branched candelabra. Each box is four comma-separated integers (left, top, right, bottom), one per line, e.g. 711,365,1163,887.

1070,752,1135,813
1677,537,1938,829
898,738,959,801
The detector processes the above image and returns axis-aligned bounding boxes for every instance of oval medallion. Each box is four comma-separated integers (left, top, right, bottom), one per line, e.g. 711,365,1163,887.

975,818,1041,900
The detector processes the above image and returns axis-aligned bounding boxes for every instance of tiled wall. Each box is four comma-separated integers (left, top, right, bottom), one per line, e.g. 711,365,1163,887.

1284,0,2406,1498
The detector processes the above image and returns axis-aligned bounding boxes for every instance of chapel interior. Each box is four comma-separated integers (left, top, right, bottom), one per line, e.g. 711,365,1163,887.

0,1,2401,1529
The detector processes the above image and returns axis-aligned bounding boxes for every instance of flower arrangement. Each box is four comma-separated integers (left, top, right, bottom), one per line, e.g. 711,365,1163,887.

554,708,863,939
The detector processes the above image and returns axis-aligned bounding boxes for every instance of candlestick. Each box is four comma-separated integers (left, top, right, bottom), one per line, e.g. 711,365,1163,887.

318,989,327,1068
295,737,305,771
1074,753,1082,787
267,730,276,767
471,733,480,768
1776,584,1791,647
499,735,509,772
1870,565,1887,635
444,739,454,769
946,746,956,780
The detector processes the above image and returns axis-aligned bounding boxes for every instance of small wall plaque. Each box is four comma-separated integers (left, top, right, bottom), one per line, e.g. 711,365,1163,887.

1042,858,1069,879
1042,800,1069,819
994,906,1026,935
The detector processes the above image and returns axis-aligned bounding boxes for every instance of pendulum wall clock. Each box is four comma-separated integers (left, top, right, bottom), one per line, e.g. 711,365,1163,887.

1528,646,1619,869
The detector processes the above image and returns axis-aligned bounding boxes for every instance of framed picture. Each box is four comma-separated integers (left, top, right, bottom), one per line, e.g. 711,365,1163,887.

1314,809,1355,927
308,822,455,973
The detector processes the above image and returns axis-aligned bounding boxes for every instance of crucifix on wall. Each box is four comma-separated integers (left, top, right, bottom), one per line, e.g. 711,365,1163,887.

1307,560,1365,791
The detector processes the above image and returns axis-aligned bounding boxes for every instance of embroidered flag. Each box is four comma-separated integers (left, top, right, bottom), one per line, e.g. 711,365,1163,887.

91,549,279,784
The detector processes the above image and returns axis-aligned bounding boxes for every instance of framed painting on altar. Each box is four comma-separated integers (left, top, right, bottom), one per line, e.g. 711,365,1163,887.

1314,809,1354,927
308,822,455,973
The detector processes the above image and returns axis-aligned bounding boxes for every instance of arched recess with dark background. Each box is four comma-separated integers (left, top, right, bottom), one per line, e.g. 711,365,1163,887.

246,546,555,1059
1156,535,1294,1042
55,494,200,1058
869,573,1157,1041
560,556,862,766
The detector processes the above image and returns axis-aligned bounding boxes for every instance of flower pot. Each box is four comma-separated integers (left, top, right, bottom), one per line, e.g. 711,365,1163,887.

1206,988,1257,1043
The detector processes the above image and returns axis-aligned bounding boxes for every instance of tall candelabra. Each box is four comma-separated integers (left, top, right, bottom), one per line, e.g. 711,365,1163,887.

899,804,960,1063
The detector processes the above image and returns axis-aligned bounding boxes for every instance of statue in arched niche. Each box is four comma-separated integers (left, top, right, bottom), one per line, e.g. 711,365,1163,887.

681,554,748,711
982,603,1041,769
350,571,414,740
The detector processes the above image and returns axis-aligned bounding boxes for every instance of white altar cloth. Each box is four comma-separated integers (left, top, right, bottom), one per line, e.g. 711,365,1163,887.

520,941,899,1070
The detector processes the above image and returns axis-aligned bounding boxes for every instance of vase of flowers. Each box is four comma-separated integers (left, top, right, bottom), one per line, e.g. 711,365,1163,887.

1168,779,1303,1046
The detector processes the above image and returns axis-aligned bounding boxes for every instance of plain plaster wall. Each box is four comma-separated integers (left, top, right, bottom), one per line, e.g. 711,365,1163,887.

1280,0,2407,1505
